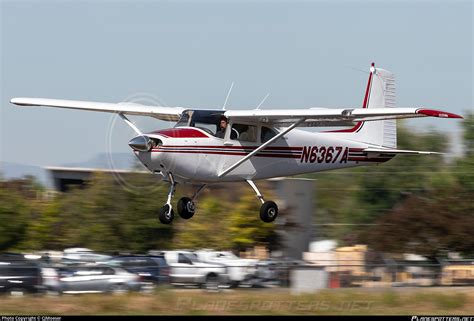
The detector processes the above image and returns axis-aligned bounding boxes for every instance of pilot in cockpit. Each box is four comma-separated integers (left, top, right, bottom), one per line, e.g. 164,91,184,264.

216,116,228,138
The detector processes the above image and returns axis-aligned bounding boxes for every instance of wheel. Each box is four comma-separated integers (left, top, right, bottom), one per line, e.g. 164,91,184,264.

203,274,220,292
109,283,129,295
158,204,174,224
260,201,278,223
177,197,195,219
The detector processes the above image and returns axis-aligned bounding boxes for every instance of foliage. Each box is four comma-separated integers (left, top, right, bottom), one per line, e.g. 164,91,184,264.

308,122,462,246
173,188,276,251
0,187,29,251
227,190,276,251
173,196,232,249
362,188,474,258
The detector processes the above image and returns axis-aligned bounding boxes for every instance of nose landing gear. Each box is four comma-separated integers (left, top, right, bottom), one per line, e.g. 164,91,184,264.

158,175,205,224
158,204,174,224
177,184,206,219
158,173,177,224
177,197,195,219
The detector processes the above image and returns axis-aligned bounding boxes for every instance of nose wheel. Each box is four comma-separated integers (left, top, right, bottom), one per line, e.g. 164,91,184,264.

158,204,175,224
158,173,177,224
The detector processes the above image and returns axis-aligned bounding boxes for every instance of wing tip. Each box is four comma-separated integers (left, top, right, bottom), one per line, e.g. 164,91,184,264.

10,97,33,106
416,108,463,119
10,97,21,105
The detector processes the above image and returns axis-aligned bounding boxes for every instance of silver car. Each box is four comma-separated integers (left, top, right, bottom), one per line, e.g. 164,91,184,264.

57,265,142,294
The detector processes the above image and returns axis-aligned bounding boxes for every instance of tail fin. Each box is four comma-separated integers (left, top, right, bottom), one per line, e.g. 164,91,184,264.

329,63,397,148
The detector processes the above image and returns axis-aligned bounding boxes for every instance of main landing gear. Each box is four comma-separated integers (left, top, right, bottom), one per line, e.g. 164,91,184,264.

158,174,277,224
158,173,206,224
246,180,279,223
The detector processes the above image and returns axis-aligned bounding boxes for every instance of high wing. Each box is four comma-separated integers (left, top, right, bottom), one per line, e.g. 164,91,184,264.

224,107,462,127
10,97,185,122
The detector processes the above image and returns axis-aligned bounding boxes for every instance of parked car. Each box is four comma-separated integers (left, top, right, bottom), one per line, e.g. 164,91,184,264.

56,265,142,294
0,254,43,296
105,255,170,285
41,266,62,295
162,251,229,290
255,258,302,287
194,250,258,287
61,248,111,265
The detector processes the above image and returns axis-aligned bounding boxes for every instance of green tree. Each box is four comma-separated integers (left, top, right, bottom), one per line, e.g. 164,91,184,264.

228,190,276,251
455,112,474,191
173,196,232,249
31,172,173,252
461,112,474,156
305,123,452,243
362,189,474,258
0,187,29,250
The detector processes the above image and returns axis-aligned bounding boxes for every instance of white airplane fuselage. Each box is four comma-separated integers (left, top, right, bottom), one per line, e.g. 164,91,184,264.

135,126,393,184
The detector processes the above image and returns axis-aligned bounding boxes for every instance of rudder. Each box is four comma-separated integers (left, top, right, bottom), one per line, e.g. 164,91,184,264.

328,63,397,148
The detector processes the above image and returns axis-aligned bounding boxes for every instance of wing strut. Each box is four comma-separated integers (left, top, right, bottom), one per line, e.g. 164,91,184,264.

218,118,306,177
118,113,143,136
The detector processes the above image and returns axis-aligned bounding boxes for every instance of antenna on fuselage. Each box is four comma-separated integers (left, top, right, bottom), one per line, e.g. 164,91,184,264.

222,82,234,110
255,93,270,110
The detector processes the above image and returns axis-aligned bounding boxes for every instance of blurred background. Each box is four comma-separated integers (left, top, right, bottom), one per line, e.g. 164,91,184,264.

0,0,473,315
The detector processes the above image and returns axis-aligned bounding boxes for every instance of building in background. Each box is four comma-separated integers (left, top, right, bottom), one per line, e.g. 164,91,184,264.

269,178,315,260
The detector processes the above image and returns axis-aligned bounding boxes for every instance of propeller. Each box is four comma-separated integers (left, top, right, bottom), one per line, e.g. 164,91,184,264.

118,113,153,152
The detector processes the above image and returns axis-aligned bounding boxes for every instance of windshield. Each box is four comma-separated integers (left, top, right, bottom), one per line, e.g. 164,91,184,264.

175,110,225,137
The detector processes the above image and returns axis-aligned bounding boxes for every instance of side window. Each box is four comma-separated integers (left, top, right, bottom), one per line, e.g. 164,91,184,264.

178,253,190,264
100,267,114,275
231,124,257,142
261,126,277,143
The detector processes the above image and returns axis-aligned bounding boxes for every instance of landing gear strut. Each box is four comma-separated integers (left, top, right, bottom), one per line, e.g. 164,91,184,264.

159,175,205,224
177,184,206,219
246,180,278,223
158,173,176,224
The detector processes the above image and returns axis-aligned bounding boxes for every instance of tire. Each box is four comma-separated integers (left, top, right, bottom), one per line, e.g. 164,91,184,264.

260,201,278,223
203,274,220,292
159,205,174,224
45,288,62,296
177,197,195,219
109,283,129,295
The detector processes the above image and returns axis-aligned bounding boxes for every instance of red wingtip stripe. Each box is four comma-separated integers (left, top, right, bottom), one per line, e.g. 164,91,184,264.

416,109,463,119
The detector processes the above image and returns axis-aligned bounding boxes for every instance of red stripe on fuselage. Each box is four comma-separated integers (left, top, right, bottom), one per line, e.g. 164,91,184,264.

160,145,303,151
152,150,300,158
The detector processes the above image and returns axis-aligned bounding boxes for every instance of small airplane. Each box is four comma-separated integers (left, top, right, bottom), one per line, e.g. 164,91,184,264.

11,63,463,224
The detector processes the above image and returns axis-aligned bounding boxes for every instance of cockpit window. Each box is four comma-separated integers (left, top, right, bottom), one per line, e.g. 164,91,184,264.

261,126,277,143
231,123,257,142
175,111,191,127
175,110,225,137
